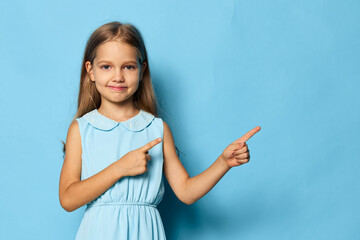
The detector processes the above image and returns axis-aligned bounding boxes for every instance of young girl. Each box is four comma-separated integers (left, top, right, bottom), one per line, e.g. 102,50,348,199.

59,21,261,240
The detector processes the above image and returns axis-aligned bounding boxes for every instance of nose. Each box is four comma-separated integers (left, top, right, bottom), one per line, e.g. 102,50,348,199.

113,68,125,82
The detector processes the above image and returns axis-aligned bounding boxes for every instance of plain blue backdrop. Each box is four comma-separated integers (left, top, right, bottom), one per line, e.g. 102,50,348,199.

0,0,359,239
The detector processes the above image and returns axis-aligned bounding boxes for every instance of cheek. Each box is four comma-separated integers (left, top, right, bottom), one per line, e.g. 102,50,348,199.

126,72,140,82
94,82,103,92
132,80,140,90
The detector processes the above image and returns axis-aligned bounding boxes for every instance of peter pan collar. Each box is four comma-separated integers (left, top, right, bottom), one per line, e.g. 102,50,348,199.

82,109,155,132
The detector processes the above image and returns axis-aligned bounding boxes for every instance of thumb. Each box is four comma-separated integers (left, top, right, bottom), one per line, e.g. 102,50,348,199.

141,138,162,153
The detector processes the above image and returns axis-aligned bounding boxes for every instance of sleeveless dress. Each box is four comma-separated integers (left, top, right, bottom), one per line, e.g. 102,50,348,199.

74,108,166,240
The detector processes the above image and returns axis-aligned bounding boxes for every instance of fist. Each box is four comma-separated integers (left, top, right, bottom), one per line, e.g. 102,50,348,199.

115,138,162,177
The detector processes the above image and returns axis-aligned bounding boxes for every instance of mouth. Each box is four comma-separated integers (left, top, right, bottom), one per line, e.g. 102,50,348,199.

108,86,127,91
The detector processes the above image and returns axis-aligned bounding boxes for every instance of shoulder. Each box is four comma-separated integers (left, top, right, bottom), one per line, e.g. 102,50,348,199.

162,120,170,130
68,119,79,134
162,120,173,137
66,120,81,148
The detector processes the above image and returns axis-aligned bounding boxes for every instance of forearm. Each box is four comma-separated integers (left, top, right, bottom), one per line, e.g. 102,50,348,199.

184,155,231,204
61,163,122,212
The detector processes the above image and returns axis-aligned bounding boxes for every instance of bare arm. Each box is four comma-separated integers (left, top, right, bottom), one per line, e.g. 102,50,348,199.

58,120,123,212
183,155,232,204
163,121,260,205
162,121,230,205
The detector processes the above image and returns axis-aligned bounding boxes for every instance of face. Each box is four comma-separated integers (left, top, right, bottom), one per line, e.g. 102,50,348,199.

85,40,146,106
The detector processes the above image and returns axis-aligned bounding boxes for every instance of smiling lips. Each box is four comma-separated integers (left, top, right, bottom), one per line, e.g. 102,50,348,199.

108,86,127,91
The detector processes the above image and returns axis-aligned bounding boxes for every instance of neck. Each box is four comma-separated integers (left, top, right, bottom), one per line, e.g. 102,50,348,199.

98,98,139,122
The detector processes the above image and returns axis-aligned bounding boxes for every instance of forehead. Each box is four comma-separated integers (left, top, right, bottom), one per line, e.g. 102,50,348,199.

95,40,138,62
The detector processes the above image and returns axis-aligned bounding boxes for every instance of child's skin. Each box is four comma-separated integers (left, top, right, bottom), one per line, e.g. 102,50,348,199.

59,40,261,212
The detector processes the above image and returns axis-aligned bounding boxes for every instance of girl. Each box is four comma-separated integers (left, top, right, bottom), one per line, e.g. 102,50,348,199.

59,21,261,240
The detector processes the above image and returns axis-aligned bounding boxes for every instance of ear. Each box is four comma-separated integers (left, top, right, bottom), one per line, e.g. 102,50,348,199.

85,61,95,82
140,61,147,81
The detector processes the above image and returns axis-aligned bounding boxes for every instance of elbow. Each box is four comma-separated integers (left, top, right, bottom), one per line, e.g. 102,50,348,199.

61,201,77,212
180,196,196,205
59,195,77,212
180,179,197,205
60,198,72,212
183,200,195,205
62,206,73,213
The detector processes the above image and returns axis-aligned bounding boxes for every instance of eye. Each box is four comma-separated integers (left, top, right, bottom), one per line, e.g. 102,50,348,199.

124,65,135,70
101,65,111,70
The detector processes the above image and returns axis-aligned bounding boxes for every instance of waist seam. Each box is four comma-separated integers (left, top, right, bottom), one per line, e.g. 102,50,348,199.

86,202,157,208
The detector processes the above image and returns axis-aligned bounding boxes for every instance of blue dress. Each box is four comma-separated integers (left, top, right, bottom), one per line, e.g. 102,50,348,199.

74,109,166,239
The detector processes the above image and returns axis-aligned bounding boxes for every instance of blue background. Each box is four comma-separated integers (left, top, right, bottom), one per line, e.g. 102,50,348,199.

0,0,359,239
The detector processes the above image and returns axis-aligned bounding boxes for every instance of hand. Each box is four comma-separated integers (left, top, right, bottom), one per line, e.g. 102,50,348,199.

220,126,261,169
114,138,162,177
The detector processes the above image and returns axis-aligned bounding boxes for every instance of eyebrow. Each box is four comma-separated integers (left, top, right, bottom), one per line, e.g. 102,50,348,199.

97,60,138,65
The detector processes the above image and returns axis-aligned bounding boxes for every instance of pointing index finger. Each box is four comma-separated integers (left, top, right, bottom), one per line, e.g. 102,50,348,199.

142,138,162,152
236,126,261,143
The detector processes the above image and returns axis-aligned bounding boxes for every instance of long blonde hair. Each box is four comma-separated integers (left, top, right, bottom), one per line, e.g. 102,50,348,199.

61,21,165,156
